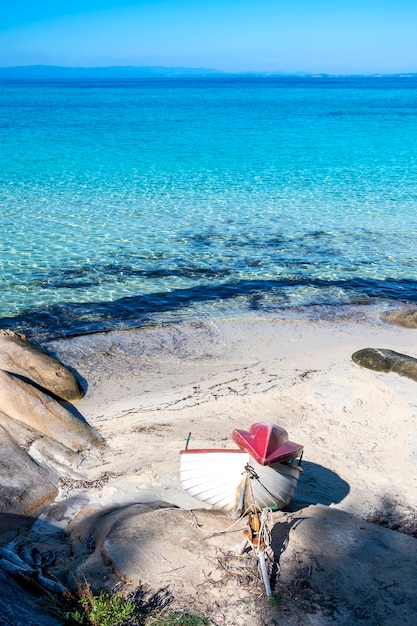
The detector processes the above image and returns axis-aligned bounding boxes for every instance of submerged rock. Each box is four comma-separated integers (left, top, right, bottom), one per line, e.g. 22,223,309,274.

0,329,84,401
381,307,417,328
0,369,102,451
352,347,417,382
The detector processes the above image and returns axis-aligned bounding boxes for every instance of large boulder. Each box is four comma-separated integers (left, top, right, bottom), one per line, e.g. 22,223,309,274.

0,424,58,527
0,370,102,452
352,347,417,381
0,408,85,477
73,503,272,625
0,407,35,445
0,329,84,401
276,505,417,625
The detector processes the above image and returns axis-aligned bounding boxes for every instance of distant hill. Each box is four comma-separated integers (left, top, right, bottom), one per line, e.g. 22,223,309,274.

0,65,229,79
0,65,416,80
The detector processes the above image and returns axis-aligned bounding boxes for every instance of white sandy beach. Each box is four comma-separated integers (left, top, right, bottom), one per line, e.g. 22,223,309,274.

2,309,417,625
45,310,417,521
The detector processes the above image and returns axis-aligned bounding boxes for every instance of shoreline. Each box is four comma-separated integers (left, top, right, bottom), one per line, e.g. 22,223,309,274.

0,298,408,343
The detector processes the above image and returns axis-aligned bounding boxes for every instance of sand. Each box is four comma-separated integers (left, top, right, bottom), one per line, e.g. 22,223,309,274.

44,310,417,519
37,310,417,623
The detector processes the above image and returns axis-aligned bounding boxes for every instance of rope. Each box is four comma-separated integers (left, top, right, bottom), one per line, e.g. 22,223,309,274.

189,505,259,535
257,506,273,554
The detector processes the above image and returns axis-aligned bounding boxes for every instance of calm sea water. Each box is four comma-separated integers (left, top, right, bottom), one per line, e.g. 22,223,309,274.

1,76,417,339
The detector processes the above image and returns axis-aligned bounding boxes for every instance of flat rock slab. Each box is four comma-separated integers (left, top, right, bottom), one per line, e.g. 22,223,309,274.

80,503,275,625
277,504,417,625
78,501,417,625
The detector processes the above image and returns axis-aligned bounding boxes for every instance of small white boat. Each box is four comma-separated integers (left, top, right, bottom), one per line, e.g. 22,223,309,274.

179,423,303,514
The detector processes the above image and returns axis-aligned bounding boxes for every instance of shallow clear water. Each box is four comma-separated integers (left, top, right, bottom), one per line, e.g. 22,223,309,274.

1,76,417,338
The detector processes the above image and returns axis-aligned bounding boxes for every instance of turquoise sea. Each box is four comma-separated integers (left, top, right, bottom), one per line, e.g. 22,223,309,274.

1,76,417,340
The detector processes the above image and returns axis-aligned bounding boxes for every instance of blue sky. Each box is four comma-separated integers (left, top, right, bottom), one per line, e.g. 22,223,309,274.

1,1,416,73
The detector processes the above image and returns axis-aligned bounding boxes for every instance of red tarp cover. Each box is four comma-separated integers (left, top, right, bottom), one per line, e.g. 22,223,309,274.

232,422,303,466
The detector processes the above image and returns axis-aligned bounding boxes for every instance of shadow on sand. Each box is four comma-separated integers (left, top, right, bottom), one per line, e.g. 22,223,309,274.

288,460,350,511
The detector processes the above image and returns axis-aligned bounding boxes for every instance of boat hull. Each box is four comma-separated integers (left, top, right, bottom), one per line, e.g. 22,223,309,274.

180,449,302,513
244,458,302,510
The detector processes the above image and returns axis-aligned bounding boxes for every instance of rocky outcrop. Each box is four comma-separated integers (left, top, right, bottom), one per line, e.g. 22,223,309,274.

352,347,417,382
0,369,102,452
73,503,270,624
0,329,84,401
0,329,103,541
0,424,58,523
277,505,417,626
68,501,417,626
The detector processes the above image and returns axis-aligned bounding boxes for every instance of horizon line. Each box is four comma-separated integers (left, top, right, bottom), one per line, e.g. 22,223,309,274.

0,64,416,78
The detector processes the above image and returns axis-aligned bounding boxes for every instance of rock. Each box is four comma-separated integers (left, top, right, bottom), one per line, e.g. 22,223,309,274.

0,424,58,526
0,403,90,476
28,436,87,477
72,501,417,625
0,369,103,452
0,329,84,401
0,420,89,490
381,307,417,328
101,504,212,585
276,505,417,626
74,503,273,625
0,408,37,445
0,569,62,626
352,347,417,382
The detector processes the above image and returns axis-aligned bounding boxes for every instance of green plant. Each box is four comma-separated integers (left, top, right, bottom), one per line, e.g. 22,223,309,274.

267,594,283,607
145,611,210,626
49,580,209,626
64,584,136,626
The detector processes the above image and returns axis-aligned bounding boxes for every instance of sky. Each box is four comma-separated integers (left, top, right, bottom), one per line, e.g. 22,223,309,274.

0,1,416,74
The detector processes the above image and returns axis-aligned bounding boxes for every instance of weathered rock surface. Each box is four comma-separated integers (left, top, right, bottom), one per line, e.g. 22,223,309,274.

71,501,417,626
381,307,417,328
352,347,417,381
74,503,274,625
0,408,37,446
28,436,87,477
101,505,220,585
277,505,417,625
0,329,84,401
0,569,62,626
0,424,58,525
0,369,102,452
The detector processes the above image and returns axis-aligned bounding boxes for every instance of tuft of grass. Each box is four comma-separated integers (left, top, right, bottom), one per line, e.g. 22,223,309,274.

267,594,283,607
145,613,210,626
63,583,136,626
59,582,209,626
